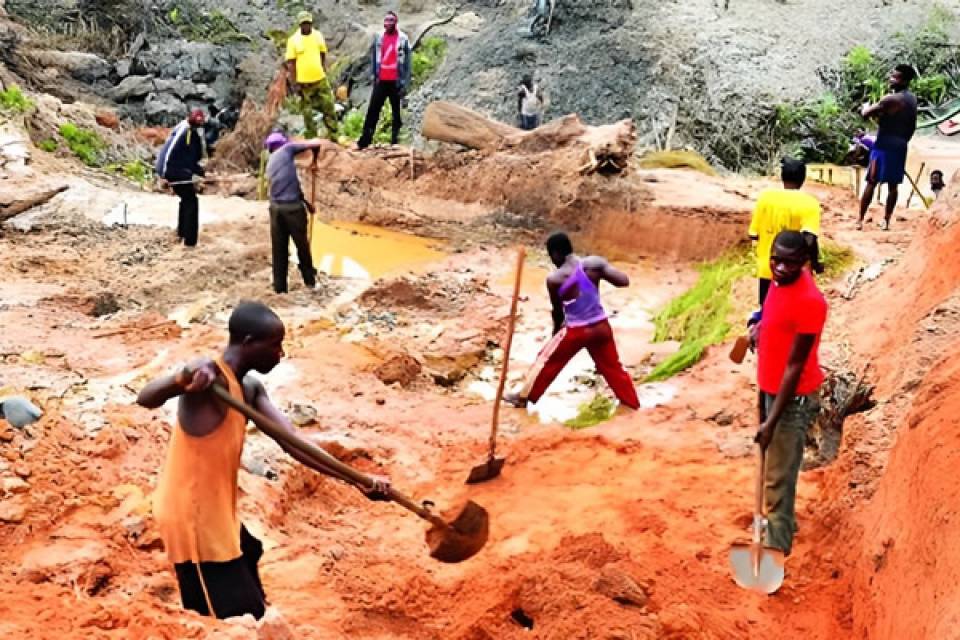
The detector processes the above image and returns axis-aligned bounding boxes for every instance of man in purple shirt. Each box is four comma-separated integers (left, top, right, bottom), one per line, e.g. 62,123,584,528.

264,132,324,294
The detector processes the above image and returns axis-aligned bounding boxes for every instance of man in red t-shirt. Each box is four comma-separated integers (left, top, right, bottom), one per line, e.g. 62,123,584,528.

750,229,827,556
357,11,412,149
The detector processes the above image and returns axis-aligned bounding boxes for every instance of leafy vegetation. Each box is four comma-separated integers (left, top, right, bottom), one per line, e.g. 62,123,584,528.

266,27,295,56
165,4,251,45
412,37,448,88
37,138,58,152
339,104,410,145
646,240,855,381
775,8,959,164
565,394,617,430
0,85,34,114
59,123,107,167
107,159,153,185
646,248,754,382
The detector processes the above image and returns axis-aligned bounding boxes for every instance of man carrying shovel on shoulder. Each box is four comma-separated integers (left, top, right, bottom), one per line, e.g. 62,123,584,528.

748,230,827,564
138,301,389,620
156,108,207,247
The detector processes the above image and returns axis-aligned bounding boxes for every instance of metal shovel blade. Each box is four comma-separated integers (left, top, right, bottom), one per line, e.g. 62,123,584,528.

465,456,505,484
426,500,490,563
729,542,785,594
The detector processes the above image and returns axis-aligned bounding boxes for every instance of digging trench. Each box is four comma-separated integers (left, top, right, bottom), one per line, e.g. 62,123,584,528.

0,174,893,639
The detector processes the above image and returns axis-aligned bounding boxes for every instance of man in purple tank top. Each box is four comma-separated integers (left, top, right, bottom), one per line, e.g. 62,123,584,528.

504,232,640,410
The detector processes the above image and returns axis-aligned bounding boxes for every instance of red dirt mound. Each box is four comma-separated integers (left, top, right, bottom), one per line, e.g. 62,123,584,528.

831,181,960,638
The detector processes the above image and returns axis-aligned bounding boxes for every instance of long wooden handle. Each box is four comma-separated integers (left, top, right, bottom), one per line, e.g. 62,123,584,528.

754,446,766,517
210,384,439,523
489,247,526,457
905,161,925,208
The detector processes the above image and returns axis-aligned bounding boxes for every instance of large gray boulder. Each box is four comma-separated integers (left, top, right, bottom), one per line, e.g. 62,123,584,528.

20,48,111,83
108,75,156,102
133,41,236,85
143,91,187,126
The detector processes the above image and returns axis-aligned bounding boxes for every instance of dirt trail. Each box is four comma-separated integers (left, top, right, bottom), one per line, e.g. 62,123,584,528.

1,139,959,640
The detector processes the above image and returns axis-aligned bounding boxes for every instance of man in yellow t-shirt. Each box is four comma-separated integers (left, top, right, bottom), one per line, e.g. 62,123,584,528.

748,158,823,307
285,11,338,140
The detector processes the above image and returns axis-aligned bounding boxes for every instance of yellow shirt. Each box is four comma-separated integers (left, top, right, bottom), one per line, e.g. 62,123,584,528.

748,188,821,279
285,30,328,84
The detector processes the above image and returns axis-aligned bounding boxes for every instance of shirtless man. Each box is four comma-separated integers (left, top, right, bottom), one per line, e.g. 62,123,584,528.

503,232,639,410
138,301,386,619
857,64,918,231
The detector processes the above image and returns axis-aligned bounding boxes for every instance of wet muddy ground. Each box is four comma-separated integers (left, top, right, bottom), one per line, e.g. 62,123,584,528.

0,167,936,639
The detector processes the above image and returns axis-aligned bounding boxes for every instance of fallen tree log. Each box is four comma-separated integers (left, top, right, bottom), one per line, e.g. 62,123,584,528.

0,184,69,222
421,101,637,173
421,101,519,151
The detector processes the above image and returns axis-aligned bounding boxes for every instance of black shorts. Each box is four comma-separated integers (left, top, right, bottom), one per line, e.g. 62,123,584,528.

173,525,267,620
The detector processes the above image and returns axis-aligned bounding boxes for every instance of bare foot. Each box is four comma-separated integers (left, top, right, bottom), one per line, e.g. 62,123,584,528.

502,392,528,408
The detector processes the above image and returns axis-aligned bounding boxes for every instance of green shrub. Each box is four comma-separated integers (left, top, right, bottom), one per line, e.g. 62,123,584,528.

0,85,34,114
412,36,447,88
774,9,960,165
59,123,107,167
164,4,251,44
37,138,58,152
339,105,409,145
107,159,153,185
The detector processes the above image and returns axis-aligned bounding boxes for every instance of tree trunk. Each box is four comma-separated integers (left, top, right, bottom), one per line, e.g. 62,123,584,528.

421,101,637,173
421,101,520,151
0,185,69,222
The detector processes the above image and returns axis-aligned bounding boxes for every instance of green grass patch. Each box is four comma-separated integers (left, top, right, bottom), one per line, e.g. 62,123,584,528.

637,150,717,176
646,247,754,382
339,104,410,145
564,394,617,430
37,138,58,153
107,159,153,185
59,123,107,167
820,240,855,279
412,36,447,88
0,85,33,114
646,239,856,381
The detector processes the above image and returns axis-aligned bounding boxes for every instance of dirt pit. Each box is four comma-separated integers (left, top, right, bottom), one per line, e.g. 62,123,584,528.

0,158,951,640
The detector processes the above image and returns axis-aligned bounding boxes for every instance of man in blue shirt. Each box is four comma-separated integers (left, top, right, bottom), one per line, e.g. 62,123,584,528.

264,132,324,294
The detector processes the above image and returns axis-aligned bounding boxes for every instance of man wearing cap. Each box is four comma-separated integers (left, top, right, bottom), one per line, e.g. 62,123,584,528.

264,132,324,294
285,12,338,141
357,11,412,149
155,109,207,247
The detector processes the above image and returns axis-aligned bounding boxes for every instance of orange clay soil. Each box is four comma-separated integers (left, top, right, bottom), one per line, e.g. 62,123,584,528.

0,168,958,639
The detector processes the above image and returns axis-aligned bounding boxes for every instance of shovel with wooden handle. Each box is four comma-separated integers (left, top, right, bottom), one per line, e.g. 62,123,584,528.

308,164,317,245
210,383,489,563
466,246,525,484
729,446,785,593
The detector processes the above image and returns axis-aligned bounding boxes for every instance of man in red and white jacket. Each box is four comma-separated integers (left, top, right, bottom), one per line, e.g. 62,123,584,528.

357,11,412,149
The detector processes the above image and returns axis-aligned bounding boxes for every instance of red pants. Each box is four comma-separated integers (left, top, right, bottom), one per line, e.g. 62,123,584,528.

521,319,639,409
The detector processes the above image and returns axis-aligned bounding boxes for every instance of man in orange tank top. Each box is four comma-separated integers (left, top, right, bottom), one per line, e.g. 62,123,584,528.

138,301,387,619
